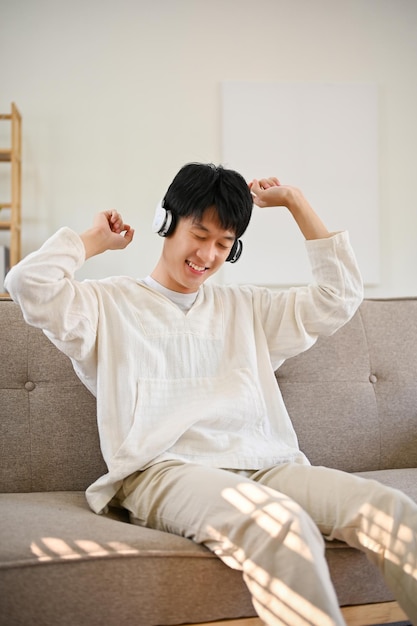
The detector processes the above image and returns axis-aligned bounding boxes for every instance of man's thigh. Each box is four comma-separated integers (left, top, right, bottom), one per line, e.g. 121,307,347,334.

250,463,394,538
120,460,309,546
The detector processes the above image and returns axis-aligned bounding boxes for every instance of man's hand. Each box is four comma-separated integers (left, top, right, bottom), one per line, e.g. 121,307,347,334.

249,177,286,208
80,210,135,259
250,177,306,209
249,177,331,240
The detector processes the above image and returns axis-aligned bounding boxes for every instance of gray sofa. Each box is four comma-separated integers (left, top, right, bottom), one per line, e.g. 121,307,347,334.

1,296,416,626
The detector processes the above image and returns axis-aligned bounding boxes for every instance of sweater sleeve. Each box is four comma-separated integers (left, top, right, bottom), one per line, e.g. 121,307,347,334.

254,230,364,365
4,227,99,362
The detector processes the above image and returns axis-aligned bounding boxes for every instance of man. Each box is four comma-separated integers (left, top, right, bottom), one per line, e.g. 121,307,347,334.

5,163,417,626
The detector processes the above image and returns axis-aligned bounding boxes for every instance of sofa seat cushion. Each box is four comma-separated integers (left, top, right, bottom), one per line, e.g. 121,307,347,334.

2,469,415,625
0,491,256,626
354,467,417,502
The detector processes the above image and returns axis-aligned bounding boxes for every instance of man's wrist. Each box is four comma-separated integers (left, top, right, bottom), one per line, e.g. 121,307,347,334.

284,187,306,215
80,228,106,260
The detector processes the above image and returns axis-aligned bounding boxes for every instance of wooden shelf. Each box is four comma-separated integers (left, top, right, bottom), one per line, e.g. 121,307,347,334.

0,149,12,162
0,102,22,273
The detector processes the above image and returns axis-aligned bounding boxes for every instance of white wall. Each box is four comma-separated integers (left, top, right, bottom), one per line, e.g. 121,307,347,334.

1,0,416,296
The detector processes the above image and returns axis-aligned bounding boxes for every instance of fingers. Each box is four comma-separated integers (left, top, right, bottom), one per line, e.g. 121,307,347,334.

256,177,281,189
249,177,289,210
101,210,135,248
250,178,281,208
121,226,135,246
108,209,126,234
105,210,132,234
249,181,267,208
110,223,135,250
249,177,281,194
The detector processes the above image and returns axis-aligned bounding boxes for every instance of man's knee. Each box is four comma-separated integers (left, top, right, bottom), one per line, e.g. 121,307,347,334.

207,480,325,563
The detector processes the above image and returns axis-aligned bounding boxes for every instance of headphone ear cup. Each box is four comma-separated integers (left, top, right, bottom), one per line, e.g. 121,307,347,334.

226,239,243,263
161,209,176,237
152,201,176,237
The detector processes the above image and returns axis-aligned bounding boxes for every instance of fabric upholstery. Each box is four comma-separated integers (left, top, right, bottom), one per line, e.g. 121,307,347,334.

1,297,417,625
277,299,417,471
0,300,106,493
0,491,256,625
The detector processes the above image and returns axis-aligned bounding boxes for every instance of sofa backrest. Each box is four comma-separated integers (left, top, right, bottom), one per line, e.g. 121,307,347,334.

1,297,417,493
277,297,417,472
0,299,106,493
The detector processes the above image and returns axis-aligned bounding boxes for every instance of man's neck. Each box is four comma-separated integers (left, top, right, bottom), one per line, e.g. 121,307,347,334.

143,276,198,313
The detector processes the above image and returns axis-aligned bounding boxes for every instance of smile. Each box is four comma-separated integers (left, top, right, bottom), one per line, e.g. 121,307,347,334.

186,260,207,272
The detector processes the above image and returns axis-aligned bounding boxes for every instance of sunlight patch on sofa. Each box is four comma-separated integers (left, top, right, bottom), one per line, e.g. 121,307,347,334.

30,537,139,562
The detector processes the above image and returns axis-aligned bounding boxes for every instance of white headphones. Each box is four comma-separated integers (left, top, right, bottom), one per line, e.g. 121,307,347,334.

152,200,175,237
152,200,243,263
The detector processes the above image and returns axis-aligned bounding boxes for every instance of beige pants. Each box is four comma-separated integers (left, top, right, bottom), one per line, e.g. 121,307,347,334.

120,461,417,626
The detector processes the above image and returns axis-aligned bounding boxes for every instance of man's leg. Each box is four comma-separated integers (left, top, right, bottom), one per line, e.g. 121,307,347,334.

252,463,417,623
120,460,346,626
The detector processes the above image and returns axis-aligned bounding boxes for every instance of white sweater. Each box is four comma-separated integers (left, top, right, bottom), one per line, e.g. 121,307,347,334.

5,228,363,514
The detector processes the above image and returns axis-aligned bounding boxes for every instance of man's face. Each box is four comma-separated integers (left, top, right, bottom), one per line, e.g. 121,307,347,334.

156,206,236,293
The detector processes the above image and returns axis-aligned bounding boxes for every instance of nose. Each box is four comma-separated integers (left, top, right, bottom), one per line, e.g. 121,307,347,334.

197,240,217,264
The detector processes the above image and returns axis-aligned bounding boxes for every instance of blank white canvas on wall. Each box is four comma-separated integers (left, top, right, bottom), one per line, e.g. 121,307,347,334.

221,82,379,285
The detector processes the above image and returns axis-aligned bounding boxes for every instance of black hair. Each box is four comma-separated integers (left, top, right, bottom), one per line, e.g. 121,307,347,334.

163,162,253,239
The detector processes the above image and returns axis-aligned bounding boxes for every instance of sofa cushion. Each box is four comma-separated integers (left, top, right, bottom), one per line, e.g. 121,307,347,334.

278,299,417,472
0,300,106,494
3,476,415,626
0,491,256,626
2,296,417,625
354,467,417,502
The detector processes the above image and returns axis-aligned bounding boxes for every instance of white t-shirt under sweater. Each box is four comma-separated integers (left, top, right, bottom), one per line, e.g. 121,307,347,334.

5,228,363,514
142,275,198,313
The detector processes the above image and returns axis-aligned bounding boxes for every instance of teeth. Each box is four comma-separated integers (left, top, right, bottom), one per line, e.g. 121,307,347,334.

188,261,206,272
